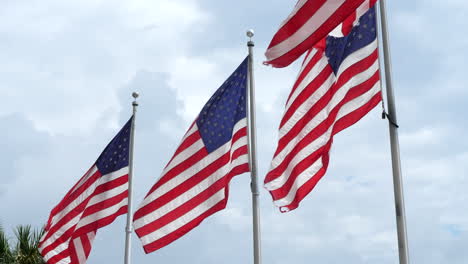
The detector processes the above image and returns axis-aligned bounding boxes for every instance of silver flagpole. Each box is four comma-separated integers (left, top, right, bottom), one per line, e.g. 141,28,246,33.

246,29,262,264
124,92,139,264
376,1,410,263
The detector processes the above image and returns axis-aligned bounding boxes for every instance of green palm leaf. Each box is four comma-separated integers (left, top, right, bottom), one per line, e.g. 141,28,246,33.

12,225,45,264
0,224,45,264
0,224,13,264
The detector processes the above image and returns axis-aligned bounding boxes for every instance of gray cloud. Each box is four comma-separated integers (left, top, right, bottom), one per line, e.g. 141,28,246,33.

1,0,468,263
0,114,50,196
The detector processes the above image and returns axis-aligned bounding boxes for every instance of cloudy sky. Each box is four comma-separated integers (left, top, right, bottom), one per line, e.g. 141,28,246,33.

1,0,467,263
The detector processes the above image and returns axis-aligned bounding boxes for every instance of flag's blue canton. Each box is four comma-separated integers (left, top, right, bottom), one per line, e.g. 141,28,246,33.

96,117,132,175
325,7,377,74
196,57,248,153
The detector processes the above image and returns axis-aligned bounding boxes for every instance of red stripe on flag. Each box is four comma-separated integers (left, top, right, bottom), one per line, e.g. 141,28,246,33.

139,163,250,253
265,0,370,67
286,51,325,106
73,206,128,237
268,72,379,200
133,120,250,253
141,200,226,253
134,151,230,221
268,0,328,47
280,65,334,128
265,26,381,211
46,168,101,229
149,147,209,193
167,128,201,165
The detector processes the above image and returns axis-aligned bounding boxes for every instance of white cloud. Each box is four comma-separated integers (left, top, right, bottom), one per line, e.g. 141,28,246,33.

0,0,210,135
1,0,468,264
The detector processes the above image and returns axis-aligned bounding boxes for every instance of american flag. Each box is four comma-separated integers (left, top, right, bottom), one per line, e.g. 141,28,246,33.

264,6,382,212
39,118,133,264
133,58,250,253
265,0,377,68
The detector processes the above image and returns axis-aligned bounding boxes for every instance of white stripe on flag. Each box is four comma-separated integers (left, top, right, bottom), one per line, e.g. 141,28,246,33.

265,0,346,61
136,119,247,211
133,154,248,230
140,189,226,245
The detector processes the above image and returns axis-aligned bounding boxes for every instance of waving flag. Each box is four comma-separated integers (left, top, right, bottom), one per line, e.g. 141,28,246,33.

39,118,132,264
264,7,381,212
265,0,377,68
133,58,250,253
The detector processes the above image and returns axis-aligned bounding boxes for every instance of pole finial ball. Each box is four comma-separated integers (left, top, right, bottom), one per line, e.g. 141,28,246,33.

132,92,139,99
246,29,254,38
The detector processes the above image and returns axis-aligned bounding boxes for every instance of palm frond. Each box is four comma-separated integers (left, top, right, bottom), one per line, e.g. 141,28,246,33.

0,224,13,264
13,225,45,264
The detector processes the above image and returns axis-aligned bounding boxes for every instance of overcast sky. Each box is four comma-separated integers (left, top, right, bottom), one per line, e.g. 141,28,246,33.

1,0,467,263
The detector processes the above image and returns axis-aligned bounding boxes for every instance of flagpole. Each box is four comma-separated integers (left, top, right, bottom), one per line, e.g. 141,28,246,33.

246,29,262,264
124,92,138,264
376,2,410,264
